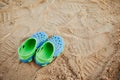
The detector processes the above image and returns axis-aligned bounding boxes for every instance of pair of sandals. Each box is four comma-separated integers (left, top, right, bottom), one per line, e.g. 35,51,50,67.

18,32,64,66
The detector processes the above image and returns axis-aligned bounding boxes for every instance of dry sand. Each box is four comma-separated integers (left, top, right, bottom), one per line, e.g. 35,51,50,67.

0,0,120,80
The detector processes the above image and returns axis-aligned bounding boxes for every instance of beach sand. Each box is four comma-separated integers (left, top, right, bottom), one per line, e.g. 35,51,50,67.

0,0,120,80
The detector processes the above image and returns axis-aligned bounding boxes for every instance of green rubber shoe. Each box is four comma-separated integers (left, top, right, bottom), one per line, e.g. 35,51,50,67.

35,41,55,66
18,32,48,63
35,35,64,66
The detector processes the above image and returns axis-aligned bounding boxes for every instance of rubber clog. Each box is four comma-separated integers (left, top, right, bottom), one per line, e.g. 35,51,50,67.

35,35,64,66
18,32,48,63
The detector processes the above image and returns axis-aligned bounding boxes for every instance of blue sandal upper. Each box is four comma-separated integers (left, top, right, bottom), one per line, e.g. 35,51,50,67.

31,32,48,48
48,36,64,57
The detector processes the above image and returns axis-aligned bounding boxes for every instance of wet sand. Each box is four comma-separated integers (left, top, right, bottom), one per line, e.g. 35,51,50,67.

0,0,120,80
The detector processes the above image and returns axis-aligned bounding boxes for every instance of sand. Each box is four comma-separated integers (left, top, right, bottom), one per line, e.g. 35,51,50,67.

0,0,120,80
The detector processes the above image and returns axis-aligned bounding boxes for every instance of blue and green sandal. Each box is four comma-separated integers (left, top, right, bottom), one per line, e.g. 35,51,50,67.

35,36,65,66
18,32,48,63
